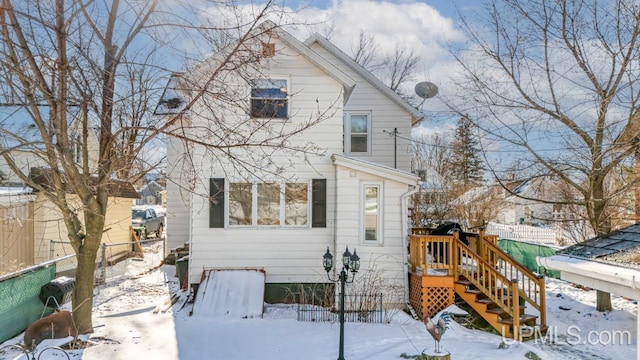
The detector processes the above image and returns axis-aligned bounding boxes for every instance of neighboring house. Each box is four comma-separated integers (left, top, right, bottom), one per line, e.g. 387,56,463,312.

0,186,34,276
29,167,140,264
0,106,139,270
160,21,422,305
135,180,164,206
537,223,640,354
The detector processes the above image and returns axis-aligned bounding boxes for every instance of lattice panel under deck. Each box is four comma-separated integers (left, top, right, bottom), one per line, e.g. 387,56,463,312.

423,286,454,318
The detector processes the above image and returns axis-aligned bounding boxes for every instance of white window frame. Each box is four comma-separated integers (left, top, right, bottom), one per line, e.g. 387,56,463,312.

361,182,383,244
226,180,311,228
344,111,372,155
249,78,289,119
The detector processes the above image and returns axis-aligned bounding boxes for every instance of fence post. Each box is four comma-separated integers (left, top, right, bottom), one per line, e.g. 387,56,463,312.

379,292,383,323
99,243,107,285
511,278,521,341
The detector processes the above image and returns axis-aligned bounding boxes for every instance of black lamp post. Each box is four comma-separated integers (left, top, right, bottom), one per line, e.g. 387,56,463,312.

323,246,360,360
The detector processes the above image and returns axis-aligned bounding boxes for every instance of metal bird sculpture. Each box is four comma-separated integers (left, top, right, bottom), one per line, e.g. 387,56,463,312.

423,311,451,353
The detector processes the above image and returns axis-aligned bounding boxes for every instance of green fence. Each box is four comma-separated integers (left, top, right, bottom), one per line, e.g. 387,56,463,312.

0,265,56,343
497,239,561,279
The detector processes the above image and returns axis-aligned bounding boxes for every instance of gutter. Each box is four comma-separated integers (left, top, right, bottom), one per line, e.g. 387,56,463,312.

400,183,420,304
537,255,640,291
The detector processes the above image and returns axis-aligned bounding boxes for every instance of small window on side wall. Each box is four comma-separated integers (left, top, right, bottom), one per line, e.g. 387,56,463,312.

250,79,288,119
362,183,382,243
345,112,371,154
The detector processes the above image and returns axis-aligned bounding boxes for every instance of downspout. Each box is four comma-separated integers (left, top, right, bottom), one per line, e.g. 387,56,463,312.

333,160,339,274
400,183,420,304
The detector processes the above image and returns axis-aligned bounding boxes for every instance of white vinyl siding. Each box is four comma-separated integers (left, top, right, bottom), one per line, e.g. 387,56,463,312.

308,43,414,172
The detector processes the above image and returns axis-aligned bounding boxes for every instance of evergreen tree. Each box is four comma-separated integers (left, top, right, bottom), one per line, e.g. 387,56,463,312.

449,117,484,190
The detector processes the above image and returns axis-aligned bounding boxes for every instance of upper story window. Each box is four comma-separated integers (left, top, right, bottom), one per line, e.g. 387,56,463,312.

250,79,288,119
345,111,371,154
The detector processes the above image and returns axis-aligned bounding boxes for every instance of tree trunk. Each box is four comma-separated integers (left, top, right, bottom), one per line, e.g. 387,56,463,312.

73,243,98,333
71,208,105,333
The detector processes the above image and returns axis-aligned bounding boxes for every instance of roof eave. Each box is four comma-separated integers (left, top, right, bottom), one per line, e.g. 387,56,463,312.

332,154,419,185
304,34,424,125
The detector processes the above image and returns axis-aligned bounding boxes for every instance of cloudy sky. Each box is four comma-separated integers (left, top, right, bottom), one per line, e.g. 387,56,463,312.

278,0,482,134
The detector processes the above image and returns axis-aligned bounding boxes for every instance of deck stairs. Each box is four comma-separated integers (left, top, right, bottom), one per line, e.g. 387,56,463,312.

409,230,547,340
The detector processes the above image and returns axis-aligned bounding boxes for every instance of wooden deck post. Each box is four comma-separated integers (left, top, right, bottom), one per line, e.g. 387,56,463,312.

511,278,520,341
538,274,546,327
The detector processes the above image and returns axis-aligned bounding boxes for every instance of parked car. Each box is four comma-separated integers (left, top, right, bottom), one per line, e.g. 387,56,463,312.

132,207,164,239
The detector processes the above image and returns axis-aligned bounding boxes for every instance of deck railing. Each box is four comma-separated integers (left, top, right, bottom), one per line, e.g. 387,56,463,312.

409,233,455,274
481,237,546,326
455,239,520,333
409,229,547,335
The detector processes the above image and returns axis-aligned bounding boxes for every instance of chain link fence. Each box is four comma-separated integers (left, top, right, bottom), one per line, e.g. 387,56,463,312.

49,237,166,285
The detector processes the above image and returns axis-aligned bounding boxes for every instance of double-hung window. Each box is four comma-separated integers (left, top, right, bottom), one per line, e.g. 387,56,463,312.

250,79,288,119
345,111,371,154
362,183,382,243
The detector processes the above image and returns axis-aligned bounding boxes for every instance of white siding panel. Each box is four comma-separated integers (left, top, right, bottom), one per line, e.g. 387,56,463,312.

334,164,409,297
309,43,415,172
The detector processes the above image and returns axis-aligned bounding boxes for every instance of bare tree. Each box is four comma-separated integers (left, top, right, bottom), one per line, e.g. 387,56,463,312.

411,134,455,224
347,30,420,98
447,0,640,311
350,30,379,71
0,0,328,332
383,43,420,94
448,0,640,236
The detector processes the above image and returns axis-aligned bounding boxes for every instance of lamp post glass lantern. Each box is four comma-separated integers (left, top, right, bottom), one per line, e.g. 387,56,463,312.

323,246,360,360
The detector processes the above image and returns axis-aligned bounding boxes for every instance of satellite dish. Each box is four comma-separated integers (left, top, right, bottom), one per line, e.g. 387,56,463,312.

415,81,438,99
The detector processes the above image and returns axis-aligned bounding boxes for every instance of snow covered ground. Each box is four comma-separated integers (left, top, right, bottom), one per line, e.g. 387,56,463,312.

0,252,637,360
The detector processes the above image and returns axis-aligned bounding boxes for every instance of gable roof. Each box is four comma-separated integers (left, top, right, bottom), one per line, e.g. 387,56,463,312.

304,34,424,126
156,21,357,114
332,154,419,185
556,223,640,269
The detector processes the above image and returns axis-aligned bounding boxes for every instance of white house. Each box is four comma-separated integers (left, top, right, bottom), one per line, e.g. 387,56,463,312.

161,21,423,305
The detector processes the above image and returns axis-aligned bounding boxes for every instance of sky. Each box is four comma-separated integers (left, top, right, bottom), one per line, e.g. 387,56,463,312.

0,256,636,360
170,0,485,137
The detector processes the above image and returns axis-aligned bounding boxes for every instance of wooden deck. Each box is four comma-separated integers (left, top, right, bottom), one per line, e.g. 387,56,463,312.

408,228,546,340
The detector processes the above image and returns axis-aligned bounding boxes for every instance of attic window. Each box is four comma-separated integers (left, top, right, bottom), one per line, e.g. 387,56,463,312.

250,79,288,119
262,42,275,57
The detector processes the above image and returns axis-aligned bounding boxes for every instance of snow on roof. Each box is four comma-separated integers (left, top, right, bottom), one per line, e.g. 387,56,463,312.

192,269,265,318
0,186,32,196
154,73,189,115
0,186,34,205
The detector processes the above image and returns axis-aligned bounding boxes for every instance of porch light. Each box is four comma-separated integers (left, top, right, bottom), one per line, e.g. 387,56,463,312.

342,246,352,268
349,249,360,273
323,247,334,272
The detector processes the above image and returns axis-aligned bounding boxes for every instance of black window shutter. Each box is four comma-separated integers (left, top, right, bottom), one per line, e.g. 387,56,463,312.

312,179,326,228
209,178,225,228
